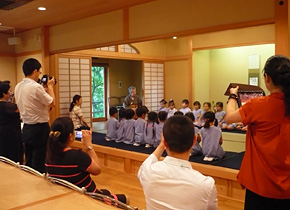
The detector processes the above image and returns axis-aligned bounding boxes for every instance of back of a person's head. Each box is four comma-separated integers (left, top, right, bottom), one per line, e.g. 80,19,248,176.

182,99,189,105
47,117,74,163
109,107,118,116
193,101,201,108
126,108,135,119
22,58,41,76
0,81,10,98
203,111,216,128
163,115,194,153
136,106,146,117
142,105,149,114
119,107,126,119
147,111,158,123
158,111,168,122
185,112,195,122
174,111,184,116
264,55,290,116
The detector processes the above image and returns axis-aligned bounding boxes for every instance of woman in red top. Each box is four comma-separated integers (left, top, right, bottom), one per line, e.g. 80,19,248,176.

225,55,290,210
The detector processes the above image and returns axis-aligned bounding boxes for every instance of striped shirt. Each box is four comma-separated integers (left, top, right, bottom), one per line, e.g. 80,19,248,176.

45,149,97,192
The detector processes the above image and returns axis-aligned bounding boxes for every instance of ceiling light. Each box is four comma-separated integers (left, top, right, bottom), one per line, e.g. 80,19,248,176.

38,7,46,11
173,36,177,39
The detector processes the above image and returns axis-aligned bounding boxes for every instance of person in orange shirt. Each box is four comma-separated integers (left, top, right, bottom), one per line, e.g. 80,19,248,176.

225,55,290,210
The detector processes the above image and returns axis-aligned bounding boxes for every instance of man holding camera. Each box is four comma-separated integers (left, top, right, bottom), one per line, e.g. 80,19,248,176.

15,58,55,173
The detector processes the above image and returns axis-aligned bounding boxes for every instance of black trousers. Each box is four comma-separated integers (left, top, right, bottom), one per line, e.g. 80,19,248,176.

22,123,50,173
245,189,290,210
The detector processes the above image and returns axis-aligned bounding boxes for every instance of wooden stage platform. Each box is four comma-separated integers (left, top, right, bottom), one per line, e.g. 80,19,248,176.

71,140,246,203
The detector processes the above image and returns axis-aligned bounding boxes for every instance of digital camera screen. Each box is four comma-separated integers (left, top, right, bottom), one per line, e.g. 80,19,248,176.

41,78,47,82
75,131,82,139
238,92,264,106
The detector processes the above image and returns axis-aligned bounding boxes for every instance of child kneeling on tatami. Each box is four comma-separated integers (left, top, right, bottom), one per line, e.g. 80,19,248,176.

123,109,135,144
133,106,147,146
199,111,225,161
105,107,119,141
144,111,158,148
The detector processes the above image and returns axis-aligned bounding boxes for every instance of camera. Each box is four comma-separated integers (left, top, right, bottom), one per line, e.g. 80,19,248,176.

40,74,57,85
75,131,82,139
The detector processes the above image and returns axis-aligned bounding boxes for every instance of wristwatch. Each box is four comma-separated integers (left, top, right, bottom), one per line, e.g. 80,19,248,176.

86,145,93,151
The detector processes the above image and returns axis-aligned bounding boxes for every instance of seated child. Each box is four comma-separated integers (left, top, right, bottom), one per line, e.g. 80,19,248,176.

105,107,119,141
144,111,158,148
215,102,227,130
133,106,147,146
200,102,211,126
185,112,202,156
123,109,135,144
180,99,191,115
116,108,126,143
236,122,248,132
159,99,167,112
155,111,168,147
227,123,237,130
138,115,217,210
199,111,225,160
167,99,177,118
192,101,202,126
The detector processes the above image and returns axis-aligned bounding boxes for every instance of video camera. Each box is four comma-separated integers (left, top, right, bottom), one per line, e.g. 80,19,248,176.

39,74,57,85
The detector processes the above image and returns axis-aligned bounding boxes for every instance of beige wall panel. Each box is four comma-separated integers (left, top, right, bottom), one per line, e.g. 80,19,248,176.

16,54,42,83
192,24,275,49
129,0,274,39
50,10,123,52
164,60,189,110
165,37,189,57
132,40,165,57
0,56,16,88
15,28,42,53
0,33,15,53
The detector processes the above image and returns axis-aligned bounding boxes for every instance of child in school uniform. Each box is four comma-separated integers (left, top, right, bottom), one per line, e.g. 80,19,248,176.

155,111,168,147
115,108,126,143
199,111,225,161
200,102,211,126
144,111,158,148
133,106,147,146
185,112,203,156
105,107,119,141
167,99,177,118
159,99,167,112
215,102,227,130
180,99,191,115
123,109,135,144
192,101,202,127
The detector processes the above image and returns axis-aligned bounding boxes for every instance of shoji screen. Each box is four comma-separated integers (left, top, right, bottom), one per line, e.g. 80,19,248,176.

58,57,92,126
143,63,164,112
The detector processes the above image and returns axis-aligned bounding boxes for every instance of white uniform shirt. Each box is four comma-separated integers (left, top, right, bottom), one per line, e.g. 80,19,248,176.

15,78,53,124
70,106,83,129
138,154,217,210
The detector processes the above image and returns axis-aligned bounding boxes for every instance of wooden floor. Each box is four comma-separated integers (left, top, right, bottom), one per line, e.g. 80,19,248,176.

92,167,244,210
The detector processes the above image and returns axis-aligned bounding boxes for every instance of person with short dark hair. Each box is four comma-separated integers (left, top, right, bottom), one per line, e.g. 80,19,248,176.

155,111,167,147
225,55,290,209
123,109,135,144
116,107,126,143
15,58,55,173
46,117,128,205
138,115,217,210
159,99,167,112
180,99,191,115
133,106,147,146
0,81,23,163
105,107,119,141
123,86,142,108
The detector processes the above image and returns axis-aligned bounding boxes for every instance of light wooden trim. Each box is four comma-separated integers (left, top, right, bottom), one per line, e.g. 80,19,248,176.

50,18,274,55
165,55,191,62
0,53,15,57
15,50,43,57
192,41,275,52
275,0,289,56
123,8,129,40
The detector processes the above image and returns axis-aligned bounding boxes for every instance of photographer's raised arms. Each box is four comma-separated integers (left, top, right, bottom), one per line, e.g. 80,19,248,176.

14,58,56,173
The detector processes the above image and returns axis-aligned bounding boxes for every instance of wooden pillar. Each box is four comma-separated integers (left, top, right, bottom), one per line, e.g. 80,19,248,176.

41,26,50,74
275,0,289,56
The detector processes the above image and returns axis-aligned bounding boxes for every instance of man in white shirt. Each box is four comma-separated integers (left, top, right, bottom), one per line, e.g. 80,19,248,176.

138,115,217,210
15,58,55,173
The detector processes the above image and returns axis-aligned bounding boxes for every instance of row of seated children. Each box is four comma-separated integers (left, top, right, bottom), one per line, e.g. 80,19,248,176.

160,98,247,131
105,106,167,148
